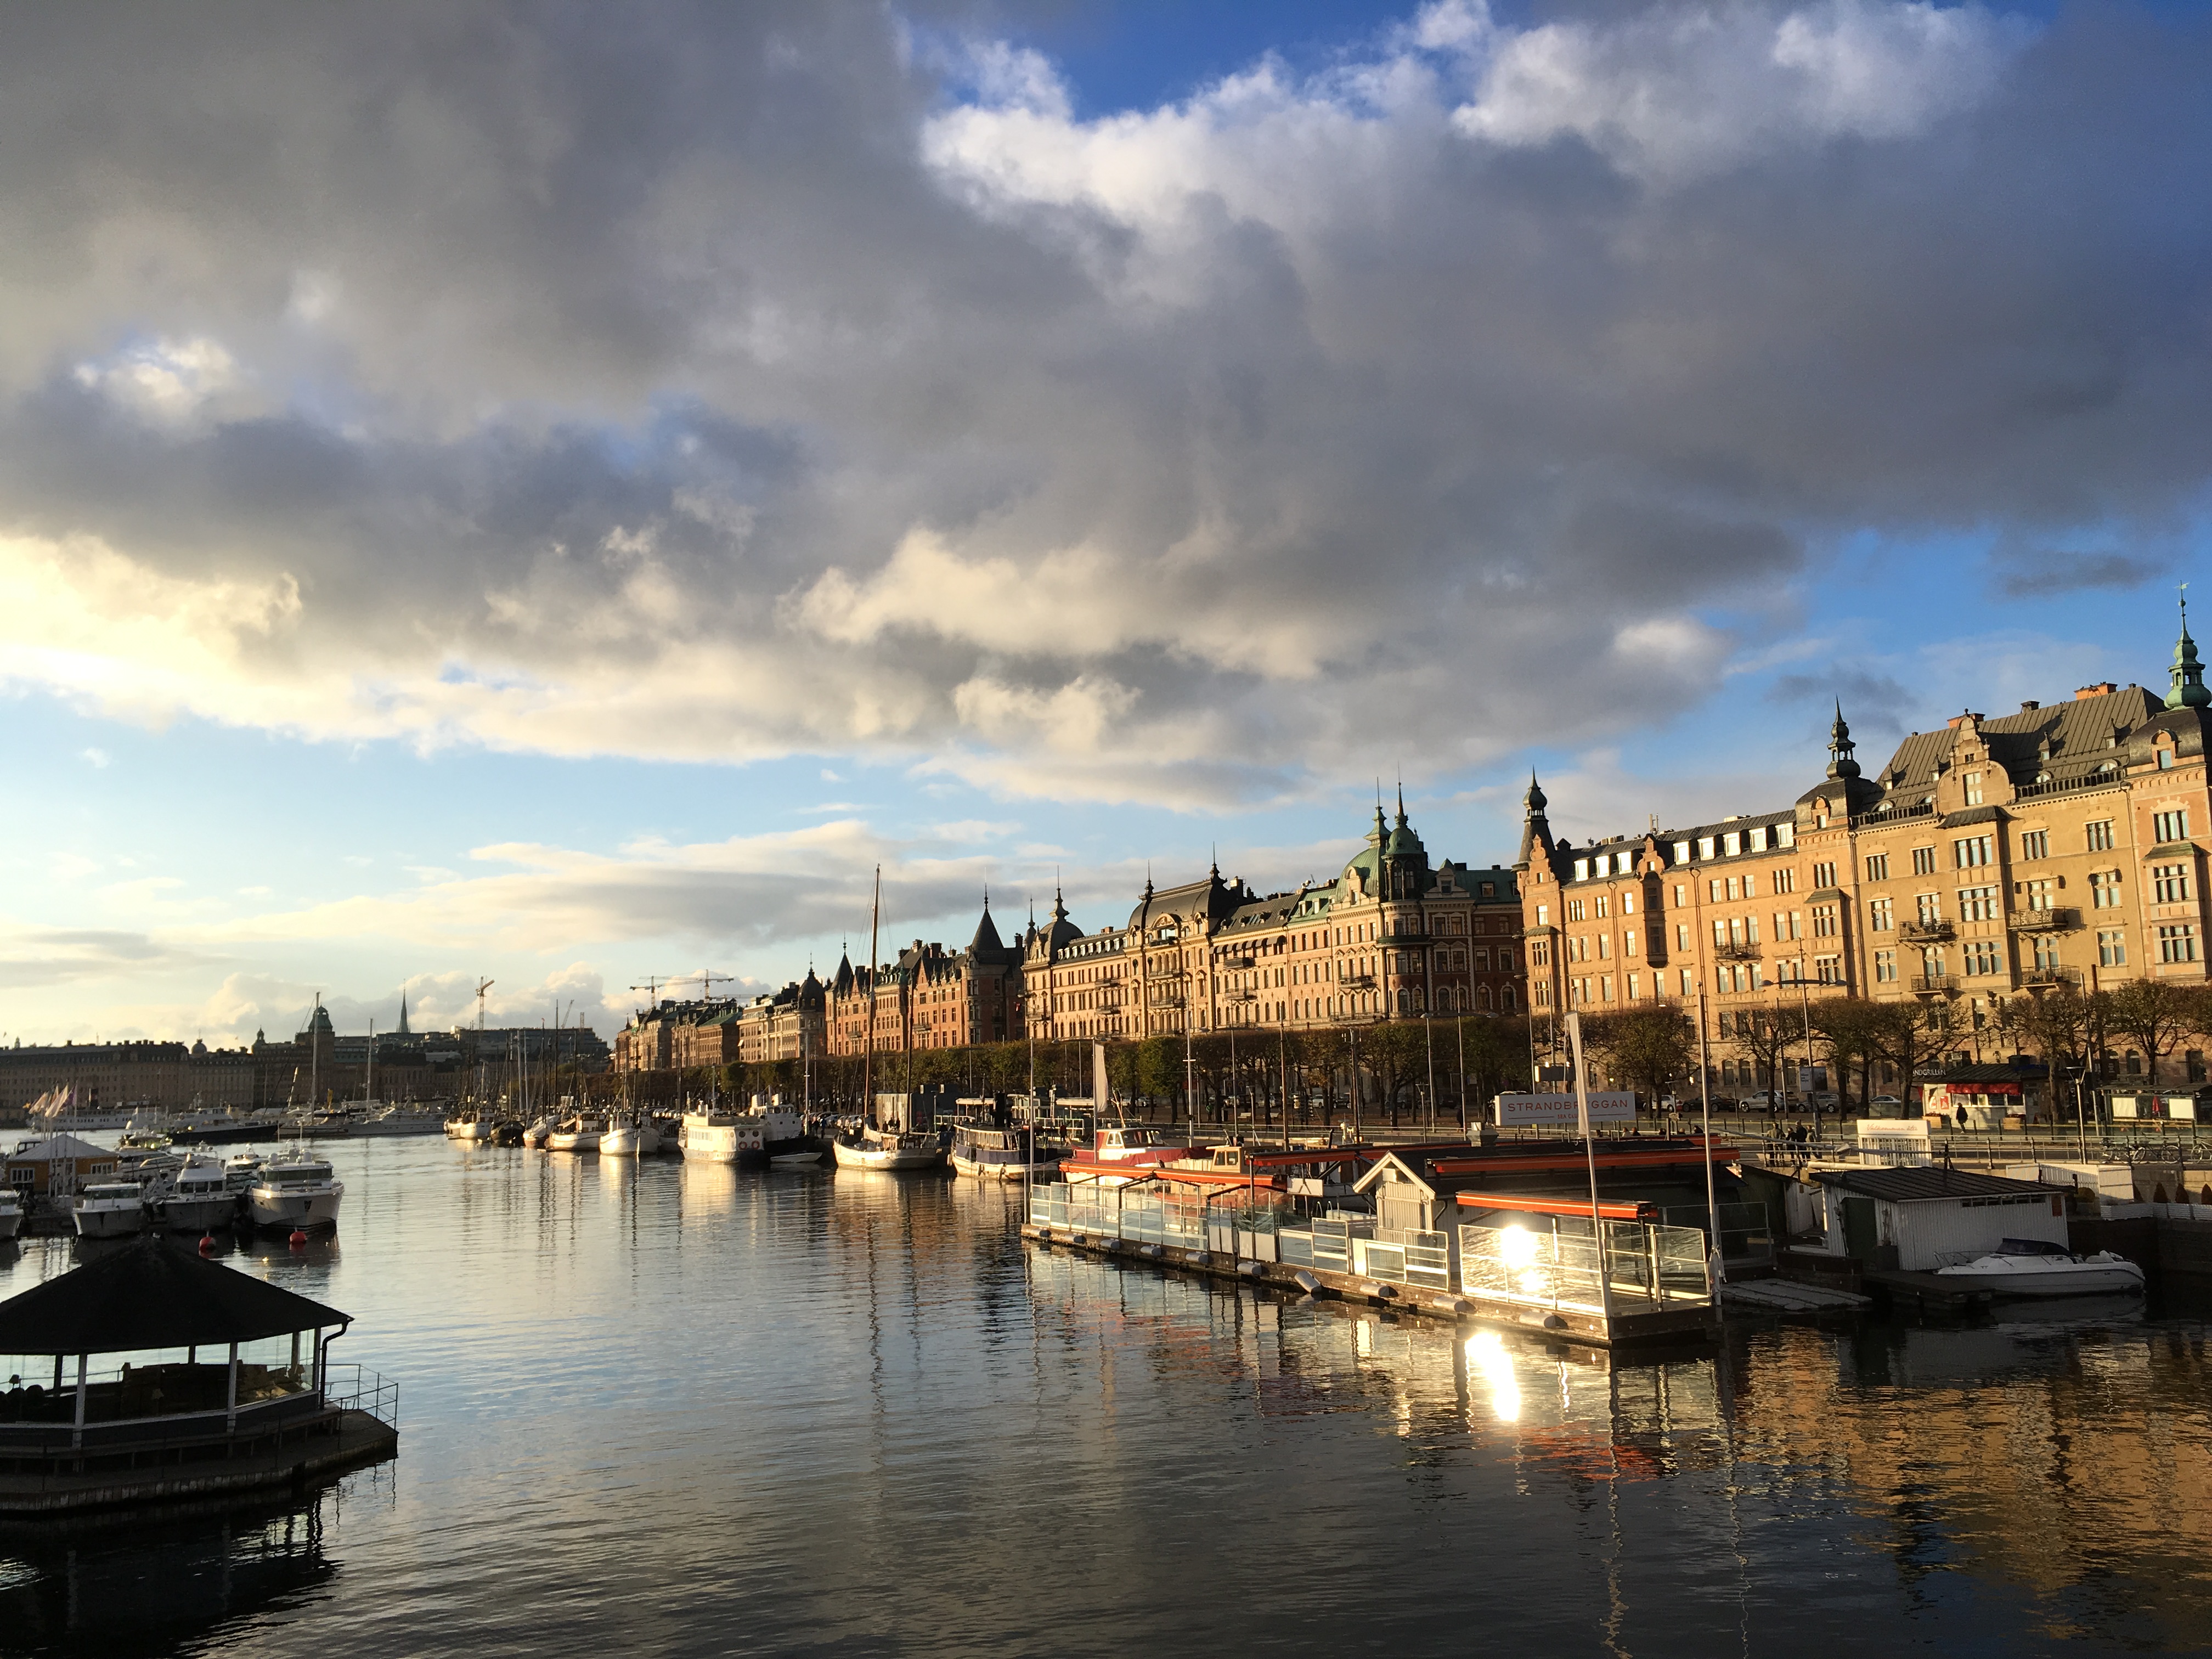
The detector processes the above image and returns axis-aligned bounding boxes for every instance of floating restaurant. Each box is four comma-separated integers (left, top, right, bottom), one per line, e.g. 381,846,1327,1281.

0,1237,397,1518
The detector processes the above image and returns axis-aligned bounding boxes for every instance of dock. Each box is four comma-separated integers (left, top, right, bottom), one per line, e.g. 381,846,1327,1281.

1720,1278,1872,1314
1020,1221,1718,1347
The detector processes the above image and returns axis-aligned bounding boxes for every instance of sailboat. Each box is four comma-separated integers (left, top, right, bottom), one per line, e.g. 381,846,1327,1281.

831,868,944,1172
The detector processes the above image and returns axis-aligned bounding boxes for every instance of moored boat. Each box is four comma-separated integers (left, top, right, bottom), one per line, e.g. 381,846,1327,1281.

679,1107,764,1166
1057,1124,1195,1186
1936,1243,2146,1297
832,1125,945,1172
72,1181,147,1239
546,1115,607,1154
445,1109,498,1142
155,1155,240,1232
246,1154,343,1232
950,1121,1065,1181
0,1188,20,1240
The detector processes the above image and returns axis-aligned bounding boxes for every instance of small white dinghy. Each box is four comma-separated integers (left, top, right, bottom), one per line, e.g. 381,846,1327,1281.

1936,1240,2145,1299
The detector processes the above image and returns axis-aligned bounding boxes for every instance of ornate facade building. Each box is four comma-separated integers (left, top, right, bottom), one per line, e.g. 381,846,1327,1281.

1518,607,2212,1040
825,909,1025,1058
1022,799,1523,1043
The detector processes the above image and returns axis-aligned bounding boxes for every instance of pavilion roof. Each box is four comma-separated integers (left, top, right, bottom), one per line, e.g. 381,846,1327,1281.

0,1235,351,1355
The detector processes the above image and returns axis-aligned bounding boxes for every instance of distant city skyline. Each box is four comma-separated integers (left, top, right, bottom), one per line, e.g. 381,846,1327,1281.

5,1,2211,1045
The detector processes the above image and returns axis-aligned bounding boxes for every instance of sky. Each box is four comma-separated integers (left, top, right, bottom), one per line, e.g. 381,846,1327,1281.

3,0,2211,1047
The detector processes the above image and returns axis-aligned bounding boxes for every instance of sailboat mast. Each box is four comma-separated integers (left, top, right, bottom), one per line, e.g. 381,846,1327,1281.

862,865,881,1123
366,1017,374,1105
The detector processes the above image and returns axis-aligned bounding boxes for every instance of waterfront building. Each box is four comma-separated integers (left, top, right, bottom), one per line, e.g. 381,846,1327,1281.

823,905,1025,1058
1022,799,1523,1042
1517,601,2212,1076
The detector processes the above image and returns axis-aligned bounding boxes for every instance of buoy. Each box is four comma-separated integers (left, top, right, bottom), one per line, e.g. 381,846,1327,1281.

289,1228,308,1250
198,1234,216,1254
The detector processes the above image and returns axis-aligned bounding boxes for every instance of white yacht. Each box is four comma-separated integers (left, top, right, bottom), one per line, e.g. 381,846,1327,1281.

0,1188,20,1240
73,1181,147,1239
222,1152,265,1194
546,1115,607,1154
445,1109,498,1142
349,1105,445,1138
600,1113,663,1156
679,1107,765,1166
1937,1244,2146,1297
156,1155,239,1232
831,1125,946,1172
246,1154,343,1232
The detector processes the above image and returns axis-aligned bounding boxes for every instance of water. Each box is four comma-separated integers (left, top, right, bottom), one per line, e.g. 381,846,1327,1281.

1,1138,2208,1656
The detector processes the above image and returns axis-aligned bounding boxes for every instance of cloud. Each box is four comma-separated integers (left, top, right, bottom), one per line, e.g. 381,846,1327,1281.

0,2,2204,810
1993,546,2167,599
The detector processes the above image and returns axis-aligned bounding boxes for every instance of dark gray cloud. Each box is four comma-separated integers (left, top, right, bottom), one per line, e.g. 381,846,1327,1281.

0,1,2207,804
1768,667,1915,735
1992,547,2168,599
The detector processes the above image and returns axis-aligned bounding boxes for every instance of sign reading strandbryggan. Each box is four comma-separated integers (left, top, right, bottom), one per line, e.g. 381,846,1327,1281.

1493,1092,1637,1127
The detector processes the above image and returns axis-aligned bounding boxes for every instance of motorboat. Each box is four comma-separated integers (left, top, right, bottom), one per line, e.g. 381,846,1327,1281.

445,1109,499,1142
521,1116,555,1149
831,1125,945,1172
600,1113,663,1157
950,1121,1065,1181
746,1101,825,1163
72,1181,147,1239
246,1154,343,1231
155,1155,240,1232
222,1153,265,1194
679,1108,765,1166
0,1188,20,1240
1936,1242,2146,1297
1057,1124,1194,1187
348,1105,446,1138
546,1116,607,1154
769,1150,823,1167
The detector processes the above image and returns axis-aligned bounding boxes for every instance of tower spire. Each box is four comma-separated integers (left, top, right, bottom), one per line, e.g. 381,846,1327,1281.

1827,701,1861,779
2170,583,2210,709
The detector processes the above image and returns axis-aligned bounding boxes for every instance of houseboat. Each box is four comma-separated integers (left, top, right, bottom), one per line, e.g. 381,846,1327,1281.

679,1106,766,1166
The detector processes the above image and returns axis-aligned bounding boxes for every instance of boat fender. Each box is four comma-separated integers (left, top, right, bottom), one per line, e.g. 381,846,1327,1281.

1293,1270,1322,1295
288,1228,308,1250
1372,1283,1398,1300
1237,1260,1264,1278
1145,1244,1165,1260
1542,1313,1567,1331
198,1234,216,1255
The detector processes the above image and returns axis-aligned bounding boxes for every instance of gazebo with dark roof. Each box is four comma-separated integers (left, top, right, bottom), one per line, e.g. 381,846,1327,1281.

0,1237,395,1516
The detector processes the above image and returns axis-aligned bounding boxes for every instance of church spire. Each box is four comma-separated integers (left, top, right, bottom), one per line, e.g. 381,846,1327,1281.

2170,585,2210,709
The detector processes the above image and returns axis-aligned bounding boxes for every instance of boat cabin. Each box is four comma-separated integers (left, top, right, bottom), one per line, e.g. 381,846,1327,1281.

1812,1167,2067,1272
1090,1126,1171,1161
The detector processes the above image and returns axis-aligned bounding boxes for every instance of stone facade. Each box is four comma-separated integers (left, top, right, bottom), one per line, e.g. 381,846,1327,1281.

1518,607,2212,1047
1022,800,1524,1043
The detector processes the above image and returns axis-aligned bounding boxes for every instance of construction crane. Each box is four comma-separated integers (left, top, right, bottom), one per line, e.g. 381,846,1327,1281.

630,977,670,1009
474,979,494,1031
693,970,736,1001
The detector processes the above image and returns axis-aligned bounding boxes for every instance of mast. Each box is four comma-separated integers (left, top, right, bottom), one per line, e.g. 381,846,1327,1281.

862,865,881,1125
365,1017,374,1105
309,992,320,1111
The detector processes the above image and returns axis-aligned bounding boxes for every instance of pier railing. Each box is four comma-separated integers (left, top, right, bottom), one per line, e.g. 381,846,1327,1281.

323,1363,398,1429
1458,1215,1712,1317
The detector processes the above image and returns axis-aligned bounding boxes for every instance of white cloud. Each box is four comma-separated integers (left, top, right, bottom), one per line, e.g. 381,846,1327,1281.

71,336,248,425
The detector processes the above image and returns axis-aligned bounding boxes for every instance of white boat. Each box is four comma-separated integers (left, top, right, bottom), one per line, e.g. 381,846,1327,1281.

600,1115,663,1157
445,1111,498,1142
546,1115,607,1154
349,1105,446,1138
769,1150,822,1167
73,1181,147,1239
0,1188,20,1240
679,1108,764,1166
155,1156,239,1232
831,1126,945,1172
222,1153,265,1194
1936,1244,2146,1297
246,1154,344,1231
521,1116,554,1148
949,1121,1064,1181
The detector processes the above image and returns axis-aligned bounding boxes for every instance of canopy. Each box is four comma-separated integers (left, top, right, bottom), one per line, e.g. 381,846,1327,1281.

0,1235,350,1355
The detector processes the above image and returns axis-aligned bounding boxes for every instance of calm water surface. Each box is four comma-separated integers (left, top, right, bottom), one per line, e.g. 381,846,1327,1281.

1,1137,2208,1656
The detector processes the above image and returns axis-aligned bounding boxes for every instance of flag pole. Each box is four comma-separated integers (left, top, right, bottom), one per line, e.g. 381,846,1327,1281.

1565,1011,1613,1329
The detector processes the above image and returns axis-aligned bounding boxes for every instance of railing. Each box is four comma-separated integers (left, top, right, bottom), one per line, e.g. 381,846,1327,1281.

1458,1216,1711,1317
2008,907,2081,932
2022,966,2084,989
2015,772,2125,802
1909,975,1956,994
1900,921,1955,944
1659,1201,1774,1268
1850,801,1935,829
1712,941,1761,962
323,1363,399,1428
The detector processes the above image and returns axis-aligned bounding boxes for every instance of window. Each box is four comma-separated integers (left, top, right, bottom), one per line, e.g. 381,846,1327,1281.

1744,873,1760,899
2019,830,2047,861
1815,956,1842,984
1595,894,1611,918
1676,923,1690,950
1726,876,1741,901
1904,845,1936,877
2023,877,2055,913
1724,831,1742,856
1711,918,1729,947
1774,868,1797,894
1812,861,1837,890
1812,904,1839,937
2154,864,2194,905
2087,819,2115,853
1916,893,1944,926
1874,949,1897,983
2160,749,2176,771
1964,771,1984,805
1573,859,1589,881
1778,910,1802,940
1865,853,1890,881
1958,885,1999,922
2033,935,2062,971
1954,836,1993,868
2191,1051,2208,1085
2155,809,2191,845
2100,930,2127,967
2160,924,2200,963
1869,896,1894,931
1673,842,1691,865
1566,899,1585,922
2090,870,2123,909
1535,905,1549,925
1673,883,1688,907
1624,928,1638,956
1708,879,1724,904
1963,939,2002,976
1697,837,1716,859
1749,826,1769,853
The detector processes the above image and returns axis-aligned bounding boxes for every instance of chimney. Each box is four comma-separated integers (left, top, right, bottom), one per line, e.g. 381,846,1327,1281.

2019,700,2040,712
2075,682,2118,699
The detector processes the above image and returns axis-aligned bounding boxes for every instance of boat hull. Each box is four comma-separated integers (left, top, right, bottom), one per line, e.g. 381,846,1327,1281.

246,1188,342,1230
0,1210,20,1241
1936,1260,2146,1297
73,1205,145,1239
769,1151,822,1167
832,1141,945,1172
161,1194,240,1231
546,1132,602,1153
951,1153,1060,1181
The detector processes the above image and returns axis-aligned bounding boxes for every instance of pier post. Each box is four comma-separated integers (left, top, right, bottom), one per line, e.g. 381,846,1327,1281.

225,1341,239,1434
71,1353,86,1451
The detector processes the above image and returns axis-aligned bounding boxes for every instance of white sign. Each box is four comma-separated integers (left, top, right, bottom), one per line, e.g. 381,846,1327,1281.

1494,1092,1637,1127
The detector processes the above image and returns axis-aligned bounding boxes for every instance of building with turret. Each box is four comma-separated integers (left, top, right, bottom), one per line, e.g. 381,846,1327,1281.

1022,799,1523,1042
1517,599,2212,1076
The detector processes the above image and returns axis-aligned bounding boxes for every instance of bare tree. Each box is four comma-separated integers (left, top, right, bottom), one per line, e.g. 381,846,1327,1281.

2104,979,2194,1087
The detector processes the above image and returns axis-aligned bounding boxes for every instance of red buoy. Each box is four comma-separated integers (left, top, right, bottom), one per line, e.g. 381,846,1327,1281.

289,1228,308,1250
198,1234,217,1255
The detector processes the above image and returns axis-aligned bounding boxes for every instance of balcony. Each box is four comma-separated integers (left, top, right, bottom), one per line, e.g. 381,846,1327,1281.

1340,973,1376,989
2021,966,2084,989
1900,921,1955,945
1224,955,1256,969
1712,940,1761,963
2006,907,2081,933
1909,974,1959,996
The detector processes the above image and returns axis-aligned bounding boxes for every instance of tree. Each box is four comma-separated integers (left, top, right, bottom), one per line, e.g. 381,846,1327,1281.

1808,996,1884,1108
1363,1022,1429,1125
1729,1008,1798,1104
2104,979,2194,1086
1864,998,1946,1110
1580,1005,1696,1107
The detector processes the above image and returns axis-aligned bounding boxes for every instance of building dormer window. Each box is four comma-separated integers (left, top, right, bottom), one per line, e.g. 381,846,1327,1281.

1963,771,1983,805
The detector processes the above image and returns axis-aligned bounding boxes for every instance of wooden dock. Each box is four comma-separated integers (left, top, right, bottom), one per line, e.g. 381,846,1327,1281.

1020,1223,1717,1348
1859,1267,1997,1315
